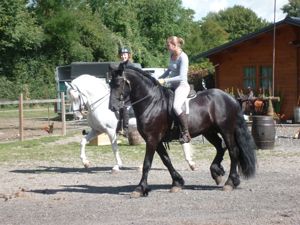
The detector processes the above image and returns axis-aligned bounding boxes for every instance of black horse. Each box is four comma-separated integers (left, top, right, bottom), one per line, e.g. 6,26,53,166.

108,64,256,198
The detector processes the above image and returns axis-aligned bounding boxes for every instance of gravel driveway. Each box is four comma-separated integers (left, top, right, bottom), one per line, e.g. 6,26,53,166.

0,125,299,225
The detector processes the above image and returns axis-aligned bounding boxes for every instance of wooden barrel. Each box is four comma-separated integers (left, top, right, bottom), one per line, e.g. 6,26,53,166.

294,107,300,123
128,118,144,145
251,116,275,149
128,128,144,145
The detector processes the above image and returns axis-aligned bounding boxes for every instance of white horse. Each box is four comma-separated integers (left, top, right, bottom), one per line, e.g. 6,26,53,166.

65,74,122,172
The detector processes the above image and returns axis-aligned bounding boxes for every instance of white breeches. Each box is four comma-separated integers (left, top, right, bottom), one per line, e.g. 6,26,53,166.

173,81,190,115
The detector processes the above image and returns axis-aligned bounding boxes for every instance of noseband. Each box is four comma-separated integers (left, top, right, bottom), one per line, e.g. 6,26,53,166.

68,83,86,114
69,83,109,114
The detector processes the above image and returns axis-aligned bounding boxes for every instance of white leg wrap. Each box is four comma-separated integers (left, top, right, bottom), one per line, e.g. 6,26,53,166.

80,138,90,167
80,138,87,161
182,143,196,170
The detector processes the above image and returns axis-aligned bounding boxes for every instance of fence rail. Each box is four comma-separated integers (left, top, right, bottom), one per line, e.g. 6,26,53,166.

0,93,67,141
0,99,61,105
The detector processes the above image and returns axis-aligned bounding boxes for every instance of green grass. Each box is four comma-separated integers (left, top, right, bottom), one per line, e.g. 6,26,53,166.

0,136,76,163
0,134,218,165
1,133,297,166
0,135,145,164
0,106,57,119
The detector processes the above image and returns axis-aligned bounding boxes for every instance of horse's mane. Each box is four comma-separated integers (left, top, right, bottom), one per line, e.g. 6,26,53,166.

125,65,160,86
69,74,109,100
124,65,174,116
72,74,108,89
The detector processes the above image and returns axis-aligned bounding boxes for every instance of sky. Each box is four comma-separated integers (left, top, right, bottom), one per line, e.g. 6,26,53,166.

181,0,290,22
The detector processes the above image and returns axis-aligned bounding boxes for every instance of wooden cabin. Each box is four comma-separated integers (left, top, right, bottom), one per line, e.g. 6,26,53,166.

196,16,300,121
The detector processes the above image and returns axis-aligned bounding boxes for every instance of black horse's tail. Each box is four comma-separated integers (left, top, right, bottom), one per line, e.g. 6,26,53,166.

234,112,257,178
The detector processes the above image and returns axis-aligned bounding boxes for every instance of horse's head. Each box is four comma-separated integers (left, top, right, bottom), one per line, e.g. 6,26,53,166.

108,63,131,112
108,62,161,112
65,82,86,120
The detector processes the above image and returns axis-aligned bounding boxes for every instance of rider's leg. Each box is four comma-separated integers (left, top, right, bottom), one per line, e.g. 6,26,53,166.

122,106,129,137
178,112,191,143
116,110,122,134
174,82,191,143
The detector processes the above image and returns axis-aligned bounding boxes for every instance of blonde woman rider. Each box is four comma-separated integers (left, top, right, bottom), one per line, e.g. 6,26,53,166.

158,36,196,170
159,36,191,143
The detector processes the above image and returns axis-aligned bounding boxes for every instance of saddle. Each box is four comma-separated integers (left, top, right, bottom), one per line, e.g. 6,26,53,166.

188,89,197,98
162,87,197,142
165,87,197,116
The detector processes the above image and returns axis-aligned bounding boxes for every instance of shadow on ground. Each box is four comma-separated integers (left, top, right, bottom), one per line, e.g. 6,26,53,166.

27,183,221,196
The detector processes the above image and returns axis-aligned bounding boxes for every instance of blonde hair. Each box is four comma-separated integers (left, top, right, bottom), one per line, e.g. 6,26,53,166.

167,36,185,48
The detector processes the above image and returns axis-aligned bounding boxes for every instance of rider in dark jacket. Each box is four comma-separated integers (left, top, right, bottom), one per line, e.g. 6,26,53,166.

117,47,133,137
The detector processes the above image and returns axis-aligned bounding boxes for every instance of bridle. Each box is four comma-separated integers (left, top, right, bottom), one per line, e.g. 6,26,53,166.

69,83,109,114
113,70,154,108
68,83,85,114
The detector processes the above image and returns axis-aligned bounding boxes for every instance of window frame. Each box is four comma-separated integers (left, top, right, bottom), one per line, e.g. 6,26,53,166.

242,65,273,91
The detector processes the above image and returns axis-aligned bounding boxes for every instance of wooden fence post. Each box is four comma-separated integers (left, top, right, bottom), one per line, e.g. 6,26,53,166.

61,92,66,136
19,93,24,141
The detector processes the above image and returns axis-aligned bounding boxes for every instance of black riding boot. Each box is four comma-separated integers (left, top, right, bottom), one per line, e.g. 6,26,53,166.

116,110,122,135
178,112,191,143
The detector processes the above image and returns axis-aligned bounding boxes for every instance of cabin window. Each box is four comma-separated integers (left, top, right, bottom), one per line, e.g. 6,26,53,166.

260,66,272,90
243,66,256,89
243,66,273,91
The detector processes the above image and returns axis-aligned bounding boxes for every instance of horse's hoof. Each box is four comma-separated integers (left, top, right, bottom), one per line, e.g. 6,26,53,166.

189,163,197,171
111,165,120,174
170,186,182,193
82,160,90,168
130,191,143,198
83,161,90,168
215,176,223,185
137,164,143,172
223,185,234,191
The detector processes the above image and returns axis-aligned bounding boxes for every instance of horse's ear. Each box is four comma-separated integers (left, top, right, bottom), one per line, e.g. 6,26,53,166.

109,63,123,78
65,82,71,90
118,62,126,73
109,63,119,71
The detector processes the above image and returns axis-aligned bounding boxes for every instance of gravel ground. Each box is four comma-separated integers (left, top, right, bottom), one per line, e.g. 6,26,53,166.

0,122,299,225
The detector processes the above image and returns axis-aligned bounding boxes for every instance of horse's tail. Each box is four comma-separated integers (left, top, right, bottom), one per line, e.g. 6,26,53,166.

234,112,257,178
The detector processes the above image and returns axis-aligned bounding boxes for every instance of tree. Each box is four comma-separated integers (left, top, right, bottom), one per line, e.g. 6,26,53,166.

186,5,269,83
135,0,194,66
206,5,269,41
31,0,122,63
0,0,44,77
89,0,194,67
282,0,300,17
0,0,46,99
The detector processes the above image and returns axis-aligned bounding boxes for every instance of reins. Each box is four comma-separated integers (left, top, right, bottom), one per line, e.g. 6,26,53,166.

70,83,110,113
120,71,159,107
89,92,110,111
130,93,152,106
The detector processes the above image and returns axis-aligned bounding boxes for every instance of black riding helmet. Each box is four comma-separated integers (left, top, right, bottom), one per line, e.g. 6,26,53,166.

119,47,131,54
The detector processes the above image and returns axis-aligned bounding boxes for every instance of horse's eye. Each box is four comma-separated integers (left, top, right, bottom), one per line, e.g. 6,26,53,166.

116,78,124,85
109,78,119,88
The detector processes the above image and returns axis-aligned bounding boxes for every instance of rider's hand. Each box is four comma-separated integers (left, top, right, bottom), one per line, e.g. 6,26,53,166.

158,79,165,85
